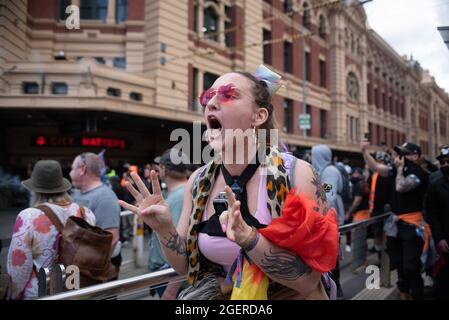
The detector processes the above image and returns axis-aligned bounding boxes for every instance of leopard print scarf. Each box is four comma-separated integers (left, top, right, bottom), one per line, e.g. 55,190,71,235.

186,146,292,286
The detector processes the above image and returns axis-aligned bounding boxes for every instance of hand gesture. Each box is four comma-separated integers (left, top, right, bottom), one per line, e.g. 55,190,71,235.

218,186,252,245
118,170,172,232
394,155,404,168
360,139,370,152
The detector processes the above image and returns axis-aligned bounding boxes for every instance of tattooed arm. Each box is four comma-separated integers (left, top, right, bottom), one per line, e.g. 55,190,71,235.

155,168,203,275
361,140,390,177
225,160,328,297
395,169,421,193
250,159,327,293
245,235,320,295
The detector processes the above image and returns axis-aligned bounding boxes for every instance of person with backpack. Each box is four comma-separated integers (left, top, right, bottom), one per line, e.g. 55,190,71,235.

334,162,353,212
311,145,345,225
6,160,96,299
119,65,338,300
311,144,345,298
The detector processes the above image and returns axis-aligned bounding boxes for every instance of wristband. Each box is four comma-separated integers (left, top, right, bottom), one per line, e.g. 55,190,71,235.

239,226,260,252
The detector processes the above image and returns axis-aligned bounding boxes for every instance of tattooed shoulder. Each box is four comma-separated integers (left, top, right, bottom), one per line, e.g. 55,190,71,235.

308,165,327,207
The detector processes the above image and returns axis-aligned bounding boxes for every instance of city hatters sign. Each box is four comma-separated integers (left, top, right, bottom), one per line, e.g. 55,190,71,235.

31,136,129,149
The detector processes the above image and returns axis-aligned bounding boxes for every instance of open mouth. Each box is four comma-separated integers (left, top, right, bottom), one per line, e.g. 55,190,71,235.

207,115,222,140
207,115,222,130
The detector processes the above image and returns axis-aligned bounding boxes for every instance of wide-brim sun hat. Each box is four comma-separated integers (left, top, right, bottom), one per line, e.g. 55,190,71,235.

22,160,72,194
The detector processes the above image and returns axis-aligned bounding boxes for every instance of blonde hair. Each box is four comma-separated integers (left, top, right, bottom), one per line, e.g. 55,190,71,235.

31,192,72,207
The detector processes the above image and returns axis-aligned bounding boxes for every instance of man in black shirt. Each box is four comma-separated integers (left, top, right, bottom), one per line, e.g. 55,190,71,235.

425,145,449,300
362,141,429,300
370,151,396,261
346,167,371,273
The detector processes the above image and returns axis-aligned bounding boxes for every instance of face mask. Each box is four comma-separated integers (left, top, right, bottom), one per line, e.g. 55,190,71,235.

351,177,362,185
440,166,449,178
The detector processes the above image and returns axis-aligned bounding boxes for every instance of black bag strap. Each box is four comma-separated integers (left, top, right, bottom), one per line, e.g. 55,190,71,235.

220,153,261,219
220,156,260,198
36,205,64,233
195,153,266,237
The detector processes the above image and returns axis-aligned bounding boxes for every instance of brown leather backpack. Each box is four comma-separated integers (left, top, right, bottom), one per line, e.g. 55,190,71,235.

37,205,118,288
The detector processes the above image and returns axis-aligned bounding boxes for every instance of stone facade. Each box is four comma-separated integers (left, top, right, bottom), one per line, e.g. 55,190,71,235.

0,0,448,160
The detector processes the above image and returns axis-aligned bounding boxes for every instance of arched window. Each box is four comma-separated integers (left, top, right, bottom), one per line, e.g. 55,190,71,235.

319,15,326,39
203,7,219,42
303,2,311,29
346,72,359,101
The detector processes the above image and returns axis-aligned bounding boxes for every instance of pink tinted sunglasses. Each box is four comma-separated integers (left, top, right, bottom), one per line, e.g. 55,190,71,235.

199,84,239,108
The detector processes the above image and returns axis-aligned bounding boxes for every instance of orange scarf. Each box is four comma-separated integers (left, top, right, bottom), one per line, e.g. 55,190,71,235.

397,211,431,252
353,209,370,223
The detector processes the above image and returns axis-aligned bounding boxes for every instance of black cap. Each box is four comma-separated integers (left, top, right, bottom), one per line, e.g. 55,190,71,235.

394,142,421,156
159,148,188,173
436,144,449,160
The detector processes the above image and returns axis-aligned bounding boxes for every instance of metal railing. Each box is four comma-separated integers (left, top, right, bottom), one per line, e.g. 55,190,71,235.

39,268,185,300
339,212,392,288
338,212,391,233
38,212,392,300
120,210,145,268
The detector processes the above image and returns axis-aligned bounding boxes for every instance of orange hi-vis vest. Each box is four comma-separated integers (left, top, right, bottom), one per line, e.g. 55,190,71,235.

369,172,379,214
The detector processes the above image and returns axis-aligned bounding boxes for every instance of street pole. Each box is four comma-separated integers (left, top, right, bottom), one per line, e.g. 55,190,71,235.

302,26,308,138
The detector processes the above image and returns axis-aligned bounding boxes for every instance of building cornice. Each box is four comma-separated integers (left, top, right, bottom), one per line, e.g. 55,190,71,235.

367,29,408,71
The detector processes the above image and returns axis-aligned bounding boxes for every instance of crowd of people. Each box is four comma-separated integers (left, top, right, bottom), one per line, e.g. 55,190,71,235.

297,141,448,300
2,64,448,301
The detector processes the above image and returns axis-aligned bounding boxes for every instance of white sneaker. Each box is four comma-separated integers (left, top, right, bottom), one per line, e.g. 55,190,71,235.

423,273,434,287
345,245,351,253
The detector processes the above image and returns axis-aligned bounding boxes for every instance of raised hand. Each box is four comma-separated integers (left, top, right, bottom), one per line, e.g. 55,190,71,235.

360,139,370,152
218,186,252,245
394,155,404,168
118,170,172,232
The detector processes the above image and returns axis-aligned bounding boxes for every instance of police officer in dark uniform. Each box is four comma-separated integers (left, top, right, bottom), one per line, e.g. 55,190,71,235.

362,141,429,300
425,145,449,300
